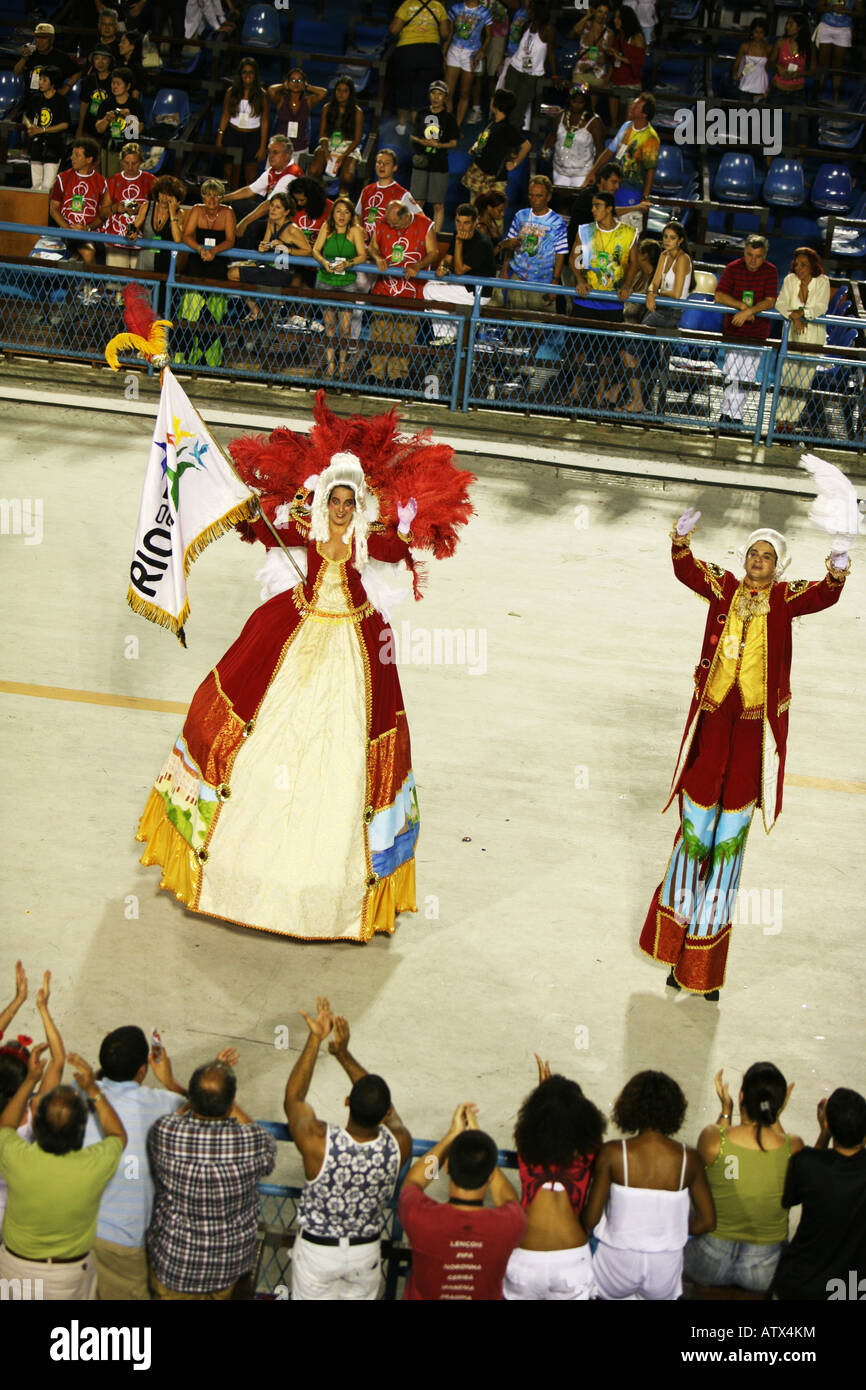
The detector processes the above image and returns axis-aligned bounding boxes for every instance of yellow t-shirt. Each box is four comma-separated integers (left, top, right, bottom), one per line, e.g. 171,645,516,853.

704,609,765,713
0,1128,123,1258
395,0,448,46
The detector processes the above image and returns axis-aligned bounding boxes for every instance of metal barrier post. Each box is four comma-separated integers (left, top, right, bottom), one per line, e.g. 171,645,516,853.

765,320,790,447
461,287,484,413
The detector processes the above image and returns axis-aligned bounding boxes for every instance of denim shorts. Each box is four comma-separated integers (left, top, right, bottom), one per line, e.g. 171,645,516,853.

683,1234,786,1292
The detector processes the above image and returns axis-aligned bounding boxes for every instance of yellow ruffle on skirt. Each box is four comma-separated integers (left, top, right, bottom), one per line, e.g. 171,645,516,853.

136,787,201,906
367,857,417,940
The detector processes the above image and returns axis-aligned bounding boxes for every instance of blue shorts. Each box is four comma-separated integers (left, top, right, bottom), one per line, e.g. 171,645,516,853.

683,1234,786,1292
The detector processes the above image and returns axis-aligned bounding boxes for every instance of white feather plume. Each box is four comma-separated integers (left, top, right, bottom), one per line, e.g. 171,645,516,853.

801,453,865,551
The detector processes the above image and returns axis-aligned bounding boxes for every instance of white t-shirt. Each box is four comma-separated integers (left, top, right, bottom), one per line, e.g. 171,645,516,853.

249,168,297,199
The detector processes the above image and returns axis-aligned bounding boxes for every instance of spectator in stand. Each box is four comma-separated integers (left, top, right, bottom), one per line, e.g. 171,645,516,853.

444,0,493,128
815,0,862,104
473,187,508,252
0,965,65,1231
313,197,368,374
288,177,333,287
75,48,116,140
565,160,622,253
93,8,124,62
643,219,692,327
217,57,270,190
621,234,659,321
22,67,70,193
13,23,79,95
569,190,638,403
633,0,657,48
224,135,302,245
504,1056,606,1300
267,69,328,165
583,1070,715,1301
481,0,516,105
184,0,238,41
585,90,658,214
390,0,451,134
181,178,236,280
734,18,772,104
308,77,364,194
284,1000,411,1299
714,234,778,427
0,1047,126,1301
116,30,145,97
368,200,438,382
606,5,647,126
462,87,531,201
774,1088,866,1301
410,81,459,234
80,1026,188,1299
424,200,496,321
100,141,155,266
49,138,110,264
570,2,613,105
228,192,311,304
399,1102,526,1300
147,1056,276,1299
94,67,144,176
773,247,831,434
542,82,605,214
768,14,814,147
493,174,568,310
357,148,418,249
683,1065,803,1296
497,1,559,130
135,174,186,277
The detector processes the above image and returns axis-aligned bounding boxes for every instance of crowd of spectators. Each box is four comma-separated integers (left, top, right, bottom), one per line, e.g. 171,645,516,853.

0,2,861,432
0,965,863,1301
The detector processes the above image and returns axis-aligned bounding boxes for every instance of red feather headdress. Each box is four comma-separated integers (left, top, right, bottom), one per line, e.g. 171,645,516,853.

231,393,476,596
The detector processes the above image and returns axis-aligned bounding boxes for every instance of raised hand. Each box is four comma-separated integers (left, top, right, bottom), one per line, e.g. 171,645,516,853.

397,498,418,534
714,1068,732,1115
36,970,51,1011
300,996,333,1041
26,1041,49,1084
534,1053,551,1083
67,1051,96,1092
216,1046,240,1068
14,961,27,1004
328,1015,350,1056
676,507,701,536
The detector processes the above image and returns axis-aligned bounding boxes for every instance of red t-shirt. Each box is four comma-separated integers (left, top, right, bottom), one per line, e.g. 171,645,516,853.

357,180,413,244
398,1184,526,1300
373,213,432,300
717,257,778,341
293,200,332,247
101,168,156,235
51,166,108,227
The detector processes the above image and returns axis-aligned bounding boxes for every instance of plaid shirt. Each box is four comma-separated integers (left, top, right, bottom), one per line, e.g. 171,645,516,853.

146,1113,276,1293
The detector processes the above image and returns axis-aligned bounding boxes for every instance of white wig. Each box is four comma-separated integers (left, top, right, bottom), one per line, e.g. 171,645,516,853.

736,528,790,577
306,452,379,567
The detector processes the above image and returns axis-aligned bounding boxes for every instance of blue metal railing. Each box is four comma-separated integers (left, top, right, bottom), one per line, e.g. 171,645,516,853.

1,222,863,450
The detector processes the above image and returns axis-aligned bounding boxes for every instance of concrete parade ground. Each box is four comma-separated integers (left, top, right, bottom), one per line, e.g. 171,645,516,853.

1,393,864,1187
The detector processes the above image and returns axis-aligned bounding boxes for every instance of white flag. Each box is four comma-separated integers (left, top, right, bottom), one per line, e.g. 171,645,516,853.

128,367,256,644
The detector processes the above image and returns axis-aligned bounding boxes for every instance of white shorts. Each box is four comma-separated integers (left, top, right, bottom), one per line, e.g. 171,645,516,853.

446,44,480,73
291,1234,382,1301
814,21,852,47
593,1241,684,1301
503,1244,597,1300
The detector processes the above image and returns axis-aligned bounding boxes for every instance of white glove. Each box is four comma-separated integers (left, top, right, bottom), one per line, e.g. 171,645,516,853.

830,550,850,571
676,507,701,536
397,498,417,534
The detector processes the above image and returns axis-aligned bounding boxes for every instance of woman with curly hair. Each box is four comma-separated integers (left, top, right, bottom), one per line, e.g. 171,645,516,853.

583,1070,715,1299
504,1057,606,1300
217,57,270,189
683,1064,803,1296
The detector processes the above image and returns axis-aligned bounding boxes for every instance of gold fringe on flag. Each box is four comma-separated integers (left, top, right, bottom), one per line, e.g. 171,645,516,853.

105,320,173,371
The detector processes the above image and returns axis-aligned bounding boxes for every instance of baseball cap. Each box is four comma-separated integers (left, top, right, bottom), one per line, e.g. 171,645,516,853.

429,80,448,94
34,22,55,34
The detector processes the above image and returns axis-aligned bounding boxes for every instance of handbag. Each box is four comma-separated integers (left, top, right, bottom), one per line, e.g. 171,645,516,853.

412,152,429,170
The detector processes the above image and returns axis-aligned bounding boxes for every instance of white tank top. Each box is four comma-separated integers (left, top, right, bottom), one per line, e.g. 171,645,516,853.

659,250,691,299
595,1140,690,1253
512,26,548,76
553,117,596,183
232,97,261,131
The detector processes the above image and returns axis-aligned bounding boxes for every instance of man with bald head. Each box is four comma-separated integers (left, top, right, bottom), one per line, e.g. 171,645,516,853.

639,510,851,1000
147,1056,276,1299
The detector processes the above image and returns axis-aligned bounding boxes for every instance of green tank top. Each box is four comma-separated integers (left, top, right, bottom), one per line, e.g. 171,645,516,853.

707,1130,792,1244
317,231,357,287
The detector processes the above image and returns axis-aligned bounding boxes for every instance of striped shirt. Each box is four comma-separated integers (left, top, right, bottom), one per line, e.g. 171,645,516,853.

83,1080,184,1247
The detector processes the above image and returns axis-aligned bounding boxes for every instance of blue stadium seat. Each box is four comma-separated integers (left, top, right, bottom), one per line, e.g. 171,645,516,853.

817,81,866,151
293,19,347,84
827,191,866,258
653,143,685,193
810,162,854,213
670,0,703,18
763,158,805,207
242,4,282,48
0,70,24,117
150,88,191,129
712,153,757,203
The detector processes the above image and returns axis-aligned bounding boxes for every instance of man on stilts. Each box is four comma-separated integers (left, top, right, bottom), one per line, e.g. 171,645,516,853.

640,498,853,1001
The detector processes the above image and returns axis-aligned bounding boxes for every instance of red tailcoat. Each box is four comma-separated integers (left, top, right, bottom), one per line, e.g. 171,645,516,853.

666,538,847,832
